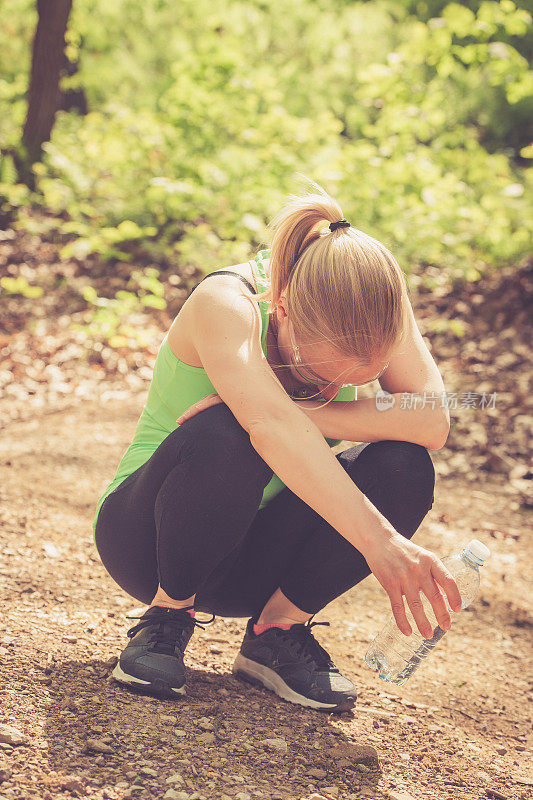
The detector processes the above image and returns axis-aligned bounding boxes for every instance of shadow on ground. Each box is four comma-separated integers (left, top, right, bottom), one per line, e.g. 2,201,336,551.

41,659,382,799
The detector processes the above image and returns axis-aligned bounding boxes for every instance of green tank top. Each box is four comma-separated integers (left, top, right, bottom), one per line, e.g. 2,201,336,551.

93,249,357,534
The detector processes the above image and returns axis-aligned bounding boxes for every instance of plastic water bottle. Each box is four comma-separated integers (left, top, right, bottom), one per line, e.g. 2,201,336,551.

364,539,490,685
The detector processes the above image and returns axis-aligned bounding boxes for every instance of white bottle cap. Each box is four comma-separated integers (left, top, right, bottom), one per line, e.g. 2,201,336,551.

466,539,491,564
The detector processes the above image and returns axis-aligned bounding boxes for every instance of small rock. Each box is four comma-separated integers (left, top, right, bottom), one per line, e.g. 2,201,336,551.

495,746,507,756
327,743,379,768
485,790,507,800
0,725,26,746
308,768,327,779
235,793,251,800
322,788,339,797
160,715,178,725
356,707,393,721
165,774,185,785
140,767,158,777
175,730,187,737
59,776,85,793
125,771,137,779
197,718,214,731
401,700,429,710
389,792,417,800
163,790,190,800
197,732,215,744
0,769,12,784
43,542,62,558
260,737,288,752
85,738,113,754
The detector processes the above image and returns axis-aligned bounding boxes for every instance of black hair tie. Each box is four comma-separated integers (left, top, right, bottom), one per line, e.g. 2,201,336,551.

329,219,351,232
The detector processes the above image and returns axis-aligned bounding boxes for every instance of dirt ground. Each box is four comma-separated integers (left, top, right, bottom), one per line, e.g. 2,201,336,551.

0,231,531,800
0,396,531,800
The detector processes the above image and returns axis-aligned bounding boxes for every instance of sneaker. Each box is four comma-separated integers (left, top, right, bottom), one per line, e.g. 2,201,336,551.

111,605,214,699
232,617,357,712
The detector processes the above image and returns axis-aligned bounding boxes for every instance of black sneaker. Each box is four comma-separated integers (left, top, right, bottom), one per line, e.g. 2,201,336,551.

232,616,357,712
111,605,214,699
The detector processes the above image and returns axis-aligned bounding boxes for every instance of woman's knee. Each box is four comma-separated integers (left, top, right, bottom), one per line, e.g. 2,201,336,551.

173,402,273,482
372,439,434,486
344,439,435,535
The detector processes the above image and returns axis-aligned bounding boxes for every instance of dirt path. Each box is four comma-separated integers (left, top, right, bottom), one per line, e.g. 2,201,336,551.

0,397,531,800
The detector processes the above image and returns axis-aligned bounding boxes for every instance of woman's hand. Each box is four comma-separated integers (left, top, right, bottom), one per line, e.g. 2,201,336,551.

363,530,463,638
176,393,224,424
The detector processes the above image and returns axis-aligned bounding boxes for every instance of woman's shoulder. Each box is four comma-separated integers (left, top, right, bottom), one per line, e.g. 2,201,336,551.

210,259,261,292
166,256,268,368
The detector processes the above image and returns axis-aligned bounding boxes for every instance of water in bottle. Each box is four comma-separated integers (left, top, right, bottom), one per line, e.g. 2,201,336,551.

364,539,490,685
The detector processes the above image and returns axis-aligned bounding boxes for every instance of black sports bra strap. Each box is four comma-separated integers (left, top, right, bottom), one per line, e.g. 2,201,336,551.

189,270,257,295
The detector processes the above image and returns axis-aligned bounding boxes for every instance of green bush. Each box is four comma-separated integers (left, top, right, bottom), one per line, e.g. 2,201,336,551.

0,0,530,283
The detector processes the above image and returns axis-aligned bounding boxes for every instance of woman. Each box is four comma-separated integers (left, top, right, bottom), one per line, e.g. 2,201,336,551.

93,179,461,713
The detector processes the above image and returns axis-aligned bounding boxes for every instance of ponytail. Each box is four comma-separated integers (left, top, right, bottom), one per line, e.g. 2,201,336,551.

246,173,408,371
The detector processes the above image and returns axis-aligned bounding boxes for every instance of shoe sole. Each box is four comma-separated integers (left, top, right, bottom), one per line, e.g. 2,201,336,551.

111,663,186,699
232,653,356,713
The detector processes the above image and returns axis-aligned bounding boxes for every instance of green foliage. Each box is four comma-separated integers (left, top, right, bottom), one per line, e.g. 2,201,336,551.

58,218,158,262
0,275,43,299
428,318,467,336
0,0,531,287
335,0,533,277
0,0,36,151
76,268,167,347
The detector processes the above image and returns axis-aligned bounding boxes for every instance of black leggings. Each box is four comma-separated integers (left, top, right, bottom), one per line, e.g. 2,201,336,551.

95,403,435,618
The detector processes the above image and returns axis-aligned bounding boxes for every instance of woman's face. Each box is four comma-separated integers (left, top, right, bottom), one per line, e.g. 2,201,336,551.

273,294,389,401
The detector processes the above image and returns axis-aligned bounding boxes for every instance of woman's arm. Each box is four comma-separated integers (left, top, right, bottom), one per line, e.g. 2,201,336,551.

292,393,449,450
294,295,450,449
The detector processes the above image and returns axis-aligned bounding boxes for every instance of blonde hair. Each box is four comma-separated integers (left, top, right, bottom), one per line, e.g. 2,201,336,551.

246,175,409,406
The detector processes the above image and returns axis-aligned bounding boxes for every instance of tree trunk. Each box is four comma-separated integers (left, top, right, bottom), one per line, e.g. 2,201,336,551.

16,0,73,188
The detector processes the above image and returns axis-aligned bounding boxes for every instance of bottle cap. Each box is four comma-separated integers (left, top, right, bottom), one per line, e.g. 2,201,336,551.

466,539,491,564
